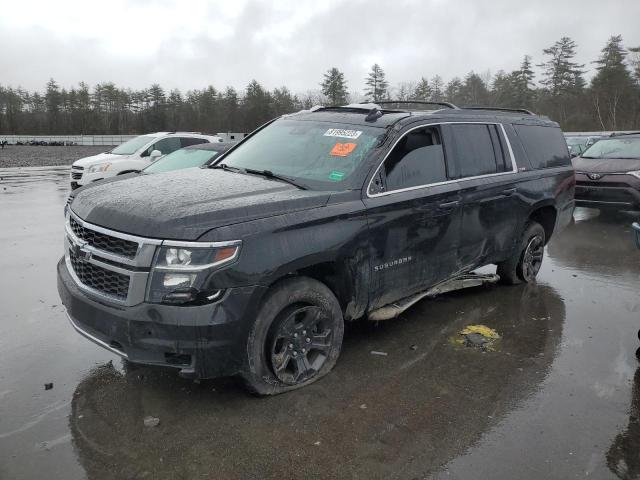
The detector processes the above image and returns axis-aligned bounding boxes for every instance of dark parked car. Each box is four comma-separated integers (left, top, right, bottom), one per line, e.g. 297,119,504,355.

565,135,602,157
142,142,233,174
57,102,574,394
573,133,640,210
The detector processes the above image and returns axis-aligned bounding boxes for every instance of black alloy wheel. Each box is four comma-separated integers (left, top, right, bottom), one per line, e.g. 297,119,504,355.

520,234,545,282
269,305,333,385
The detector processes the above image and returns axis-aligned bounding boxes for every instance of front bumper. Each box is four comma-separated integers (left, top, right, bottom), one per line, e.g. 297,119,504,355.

57,257,267,379
575,173,640,209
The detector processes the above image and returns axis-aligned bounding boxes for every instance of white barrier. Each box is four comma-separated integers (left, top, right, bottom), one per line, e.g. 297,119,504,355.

0,132,249,146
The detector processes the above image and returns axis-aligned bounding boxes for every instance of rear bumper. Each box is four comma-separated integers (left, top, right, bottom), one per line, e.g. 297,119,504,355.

57,257,267,379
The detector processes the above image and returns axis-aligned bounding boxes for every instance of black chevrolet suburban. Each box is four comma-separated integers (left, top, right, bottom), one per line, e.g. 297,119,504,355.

57,102,575,394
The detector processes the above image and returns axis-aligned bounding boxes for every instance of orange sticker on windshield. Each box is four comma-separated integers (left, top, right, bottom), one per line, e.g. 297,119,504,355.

330,143,357,157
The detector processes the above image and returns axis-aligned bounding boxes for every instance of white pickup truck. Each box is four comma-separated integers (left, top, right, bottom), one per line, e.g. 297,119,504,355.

70,132,223,189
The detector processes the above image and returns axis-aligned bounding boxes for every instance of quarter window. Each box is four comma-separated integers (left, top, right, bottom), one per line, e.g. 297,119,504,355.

380,126,447,192
181,137,208,147
514,125,570,169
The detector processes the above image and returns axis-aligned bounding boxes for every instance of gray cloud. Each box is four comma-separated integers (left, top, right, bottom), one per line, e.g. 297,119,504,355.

1,0,639,94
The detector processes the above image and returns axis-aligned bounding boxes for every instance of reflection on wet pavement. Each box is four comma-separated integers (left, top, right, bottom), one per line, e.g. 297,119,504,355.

1,168,639,480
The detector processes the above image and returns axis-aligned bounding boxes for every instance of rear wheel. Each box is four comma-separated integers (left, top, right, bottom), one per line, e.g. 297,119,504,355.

497,221,545,285
242,277,344,395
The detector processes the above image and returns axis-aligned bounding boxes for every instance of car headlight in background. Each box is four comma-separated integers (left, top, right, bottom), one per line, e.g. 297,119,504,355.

146,241,241,304
628,170,640,180
87,163,112,174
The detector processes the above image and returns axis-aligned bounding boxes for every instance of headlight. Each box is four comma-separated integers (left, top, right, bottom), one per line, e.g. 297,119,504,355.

87,163,112,173
628,170,640,180
146,241,241,304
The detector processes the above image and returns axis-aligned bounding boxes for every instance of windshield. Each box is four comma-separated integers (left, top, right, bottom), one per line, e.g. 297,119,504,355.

111,135,156,155
581,137,640,159
565,137,587,146
143,149,219,174
218,119,383,189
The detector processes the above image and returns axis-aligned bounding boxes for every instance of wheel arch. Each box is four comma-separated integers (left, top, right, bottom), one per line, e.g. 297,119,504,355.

528,203,557,244
266,260,364,321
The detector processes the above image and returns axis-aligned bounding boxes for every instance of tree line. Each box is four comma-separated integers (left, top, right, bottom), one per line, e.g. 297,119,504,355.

1,35,639,136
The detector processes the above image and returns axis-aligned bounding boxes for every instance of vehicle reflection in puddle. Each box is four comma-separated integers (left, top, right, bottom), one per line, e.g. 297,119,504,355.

68,283,565,479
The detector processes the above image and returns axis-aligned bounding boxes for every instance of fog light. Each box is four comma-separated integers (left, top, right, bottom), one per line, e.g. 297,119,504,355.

162,273,196,288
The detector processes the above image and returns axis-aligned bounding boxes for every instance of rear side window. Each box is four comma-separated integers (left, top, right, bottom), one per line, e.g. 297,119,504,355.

144,137,182,156
449,124,509,178
514,125,570,169
181,137,208,147
382,126,447,191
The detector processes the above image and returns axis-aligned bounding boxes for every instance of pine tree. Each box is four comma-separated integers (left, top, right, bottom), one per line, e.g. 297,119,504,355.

591,35,636,130
459,72,490,106
444,77,463,104
538,37,585,96
629,46,640,83
413,77,433,101
45,78,61,133
364,64,389,102
512,55,536,107
430,75,444,102
320,68,348,106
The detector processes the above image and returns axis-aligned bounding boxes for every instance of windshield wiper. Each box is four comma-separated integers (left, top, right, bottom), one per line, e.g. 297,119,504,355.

243,168,307,190
210,163,245,173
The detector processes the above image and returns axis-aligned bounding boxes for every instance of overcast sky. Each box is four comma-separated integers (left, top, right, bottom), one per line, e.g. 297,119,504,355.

1,0,639,95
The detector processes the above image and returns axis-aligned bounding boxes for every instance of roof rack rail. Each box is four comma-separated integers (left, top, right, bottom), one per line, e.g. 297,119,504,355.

463,106,535,115
376,100,459,110
316,104,386,122
609,131,640,137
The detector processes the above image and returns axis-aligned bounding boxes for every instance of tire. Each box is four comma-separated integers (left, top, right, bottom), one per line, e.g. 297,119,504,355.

497,221,546,285
241,277,344,395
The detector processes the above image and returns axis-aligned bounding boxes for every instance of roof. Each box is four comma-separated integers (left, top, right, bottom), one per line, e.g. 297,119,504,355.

285,102,554,128
184,142,234,151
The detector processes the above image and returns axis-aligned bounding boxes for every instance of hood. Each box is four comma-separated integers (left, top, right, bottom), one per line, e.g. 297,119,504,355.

572,156,640,174
71,169,332,240
73,152,128,167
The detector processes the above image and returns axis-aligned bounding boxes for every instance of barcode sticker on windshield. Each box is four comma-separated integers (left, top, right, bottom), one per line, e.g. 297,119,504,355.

324,128,362,139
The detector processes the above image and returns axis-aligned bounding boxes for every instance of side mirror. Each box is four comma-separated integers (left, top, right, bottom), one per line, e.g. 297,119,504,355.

149,149,162,160
570,151,579,158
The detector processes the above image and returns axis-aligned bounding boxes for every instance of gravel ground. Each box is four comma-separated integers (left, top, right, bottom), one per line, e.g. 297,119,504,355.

0,145,108,168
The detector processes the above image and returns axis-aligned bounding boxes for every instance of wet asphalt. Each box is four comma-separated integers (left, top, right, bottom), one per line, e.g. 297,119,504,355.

1,166,639,480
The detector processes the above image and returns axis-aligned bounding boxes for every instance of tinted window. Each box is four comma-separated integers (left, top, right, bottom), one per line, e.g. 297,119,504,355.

144,137,182,156
382,127,447,191
514,125,570,169
450,124,498,178
181,137,208,147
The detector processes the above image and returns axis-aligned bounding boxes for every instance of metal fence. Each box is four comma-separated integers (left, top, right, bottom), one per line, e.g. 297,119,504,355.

0,135,136,146
0,132,249,146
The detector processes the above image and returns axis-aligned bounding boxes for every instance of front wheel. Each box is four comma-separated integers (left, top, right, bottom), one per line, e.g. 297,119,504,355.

242,277,344,395
497,221,546,285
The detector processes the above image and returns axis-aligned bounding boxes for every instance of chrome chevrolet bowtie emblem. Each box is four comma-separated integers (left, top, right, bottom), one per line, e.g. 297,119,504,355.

72,242,92,261
587,173,602,180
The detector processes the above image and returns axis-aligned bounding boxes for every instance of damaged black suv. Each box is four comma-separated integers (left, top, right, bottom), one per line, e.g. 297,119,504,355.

57,102,574,394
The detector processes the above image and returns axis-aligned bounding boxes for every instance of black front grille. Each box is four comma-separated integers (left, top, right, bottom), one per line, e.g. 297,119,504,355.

69,249,130,300
576,181,631,188
71,171,83,180
69,217,138,258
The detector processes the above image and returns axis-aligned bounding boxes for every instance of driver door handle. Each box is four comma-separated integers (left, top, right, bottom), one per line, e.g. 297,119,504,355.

438,200,460,209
